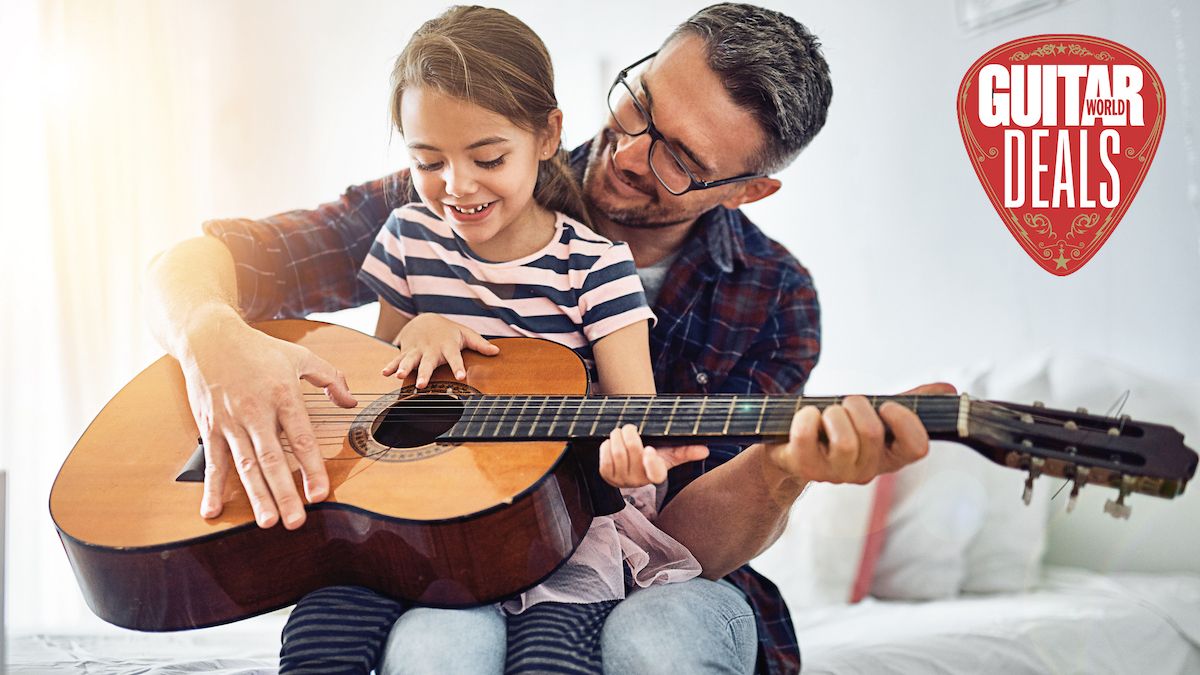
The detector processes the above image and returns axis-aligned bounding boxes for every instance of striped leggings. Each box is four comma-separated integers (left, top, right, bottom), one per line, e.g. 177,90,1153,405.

278,585,617,674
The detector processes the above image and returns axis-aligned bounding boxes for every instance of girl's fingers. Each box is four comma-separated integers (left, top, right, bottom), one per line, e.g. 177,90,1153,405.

443,346,467,381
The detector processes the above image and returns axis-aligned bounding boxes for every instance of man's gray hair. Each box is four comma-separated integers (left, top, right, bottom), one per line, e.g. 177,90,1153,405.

667,3,833,174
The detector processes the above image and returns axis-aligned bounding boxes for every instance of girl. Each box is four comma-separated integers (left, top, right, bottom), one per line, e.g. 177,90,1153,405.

279,7,706,674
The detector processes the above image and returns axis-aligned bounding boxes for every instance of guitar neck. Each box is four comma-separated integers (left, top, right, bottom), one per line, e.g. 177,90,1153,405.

438,394,965,445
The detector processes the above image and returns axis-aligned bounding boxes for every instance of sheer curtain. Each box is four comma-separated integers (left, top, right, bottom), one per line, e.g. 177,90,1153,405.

0,0,217,631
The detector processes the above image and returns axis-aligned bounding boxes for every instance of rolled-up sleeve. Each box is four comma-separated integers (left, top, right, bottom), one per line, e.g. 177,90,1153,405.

202,172,414,320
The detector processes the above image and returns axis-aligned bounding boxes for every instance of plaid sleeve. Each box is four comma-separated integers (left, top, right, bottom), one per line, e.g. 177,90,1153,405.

699,265,820,477
718,263,821,398
202,172,415,320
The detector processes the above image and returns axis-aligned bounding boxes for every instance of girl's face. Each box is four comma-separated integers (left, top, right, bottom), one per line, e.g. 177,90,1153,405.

401,86,560,258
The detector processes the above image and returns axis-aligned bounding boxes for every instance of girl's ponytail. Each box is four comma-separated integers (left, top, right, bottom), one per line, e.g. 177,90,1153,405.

534,146,590,227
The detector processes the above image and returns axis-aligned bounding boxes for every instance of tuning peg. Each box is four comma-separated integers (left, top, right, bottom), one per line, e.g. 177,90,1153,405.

1076,407,1088,414
1103,475,1136,520
1066,466,1089,513
1107,426,1121,436
1022,456,1045,506
1064,420,1078,431
1032,401,1045,408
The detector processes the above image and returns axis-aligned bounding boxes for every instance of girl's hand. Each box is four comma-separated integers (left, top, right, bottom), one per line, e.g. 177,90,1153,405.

599,424,709,488
382,314,499,388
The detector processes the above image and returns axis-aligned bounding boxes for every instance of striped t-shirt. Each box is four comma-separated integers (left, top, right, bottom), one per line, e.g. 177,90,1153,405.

357,203,655,370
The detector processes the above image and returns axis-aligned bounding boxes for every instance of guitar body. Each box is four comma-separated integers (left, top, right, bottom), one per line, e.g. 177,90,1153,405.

50,320,597,631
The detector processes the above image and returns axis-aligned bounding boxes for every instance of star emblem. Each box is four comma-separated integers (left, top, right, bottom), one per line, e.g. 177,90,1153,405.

1053,249,1069,270
1056,44,1067,54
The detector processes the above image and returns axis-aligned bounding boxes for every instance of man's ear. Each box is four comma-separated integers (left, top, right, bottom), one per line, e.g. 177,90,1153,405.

719,176,781,210
541,109,564,157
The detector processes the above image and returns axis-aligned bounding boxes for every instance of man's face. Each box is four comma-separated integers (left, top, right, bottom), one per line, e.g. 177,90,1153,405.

582,35,769,229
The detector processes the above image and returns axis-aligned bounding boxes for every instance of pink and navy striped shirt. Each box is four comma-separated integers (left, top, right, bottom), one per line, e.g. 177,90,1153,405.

357,203,655,372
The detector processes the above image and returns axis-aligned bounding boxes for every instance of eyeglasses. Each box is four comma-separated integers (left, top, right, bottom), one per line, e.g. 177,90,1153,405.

606,52,765,196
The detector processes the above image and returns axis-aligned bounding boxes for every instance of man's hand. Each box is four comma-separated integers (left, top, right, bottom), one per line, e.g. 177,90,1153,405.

183,317,356,529
766,382,957,486
383,314,500,388
599,424,709,487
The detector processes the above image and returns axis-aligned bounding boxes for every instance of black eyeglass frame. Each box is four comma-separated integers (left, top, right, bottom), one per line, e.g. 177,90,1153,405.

607,52,766,196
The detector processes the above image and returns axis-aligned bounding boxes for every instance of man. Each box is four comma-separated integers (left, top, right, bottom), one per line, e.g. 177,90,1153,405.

146,4,950,673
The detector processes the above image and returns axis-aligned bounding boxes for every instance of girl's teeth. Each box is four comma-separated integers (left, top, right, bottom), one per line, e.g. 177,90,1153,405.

453,202,490,215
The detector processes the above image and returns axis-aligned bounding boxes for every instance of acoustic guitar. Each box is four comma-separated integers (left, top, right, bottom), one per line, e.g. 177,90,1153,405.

51,319,1197,631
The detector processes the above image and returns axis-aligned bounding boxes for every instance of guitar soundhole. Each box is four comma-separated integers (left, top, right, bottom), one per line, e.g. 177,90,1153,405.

372,394,464,448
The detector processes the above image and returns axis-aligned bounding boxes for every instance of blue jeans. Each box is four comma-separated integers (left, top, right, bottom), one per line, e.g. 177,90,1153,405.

377,578,758,674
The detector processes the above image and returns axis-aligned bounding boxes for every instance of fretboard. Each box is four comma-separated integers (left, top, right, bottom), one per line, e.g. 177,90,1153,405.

435,394,964,445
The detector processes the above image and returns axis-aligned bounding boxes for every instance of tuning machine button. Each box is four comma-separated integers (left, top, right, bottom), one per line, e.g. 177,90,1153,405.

1103,475,1136,519
1022,456,1045,506
1066,465,1089,513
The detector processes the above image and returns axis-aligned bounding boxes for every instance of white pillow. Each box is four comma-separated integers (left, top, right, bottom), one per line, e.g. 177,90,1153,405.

870,355,1057,600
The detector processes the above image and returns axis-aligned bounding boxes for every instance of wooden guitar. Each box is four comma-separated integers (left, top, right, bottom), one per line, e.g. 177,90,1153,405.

51,320,1198,631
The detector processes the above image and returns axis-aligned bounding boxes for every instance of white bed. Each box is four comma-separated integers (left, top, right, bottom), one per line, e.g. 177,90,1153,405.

11,567,1200,674
793,566,1200,675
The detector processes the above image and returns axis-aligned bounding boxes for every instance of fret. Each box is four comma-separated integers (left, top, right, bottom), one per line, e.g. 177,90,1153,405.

493,396,514,437
691,397,707,436
529,396,548,437
635,396,653,436
662,397,683,435
755,396,769,435
566,398,581,437
510,395,531,438
546,397,564,438
471,398,492,438
723,395,736,435
640,398,670,437
588,398,607,437
617,396,631,430
697,396,731,436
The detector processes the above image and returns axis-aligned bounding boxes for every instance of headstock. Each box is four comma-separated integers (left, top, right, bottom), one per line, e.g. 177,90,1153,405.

957,396,1198,519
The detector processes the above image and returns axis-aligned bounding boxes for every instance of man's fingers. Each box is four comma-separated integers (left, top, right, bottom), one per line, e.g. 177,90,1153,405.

821,404,859,479
276,398,329,505
879,401,930,471
200,432,232,519
900,381,958,396
248,424,308,530
297,350,356,407
225,427,279,528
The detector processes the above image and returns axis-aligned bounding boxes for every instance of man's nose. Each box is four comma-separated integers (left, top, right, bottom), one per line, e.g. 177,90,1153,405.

612,131,653,175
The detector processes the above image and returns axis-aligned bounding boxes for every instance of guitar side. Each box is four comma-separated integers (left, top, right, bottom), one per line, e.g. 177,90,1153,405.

50,320,596,630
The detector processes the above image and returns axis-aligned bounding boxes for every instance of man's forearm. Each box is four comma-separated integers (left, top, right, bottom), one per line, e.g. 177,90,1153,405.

656,443,808,579
144,236,245,361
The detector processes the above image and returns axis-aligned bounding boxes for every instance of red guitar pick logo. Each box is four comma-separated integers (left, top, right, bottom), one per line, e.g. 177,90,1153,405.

958,35,1164,276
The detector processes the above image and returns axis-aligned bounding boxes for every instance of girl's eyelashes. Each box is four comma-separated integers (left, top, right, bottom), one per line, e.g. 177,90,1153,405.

411,156,506,172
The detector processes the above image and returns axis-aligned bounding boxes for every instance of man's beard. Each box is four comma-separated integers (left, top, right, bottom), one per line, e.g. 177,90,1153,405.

581,129,699,230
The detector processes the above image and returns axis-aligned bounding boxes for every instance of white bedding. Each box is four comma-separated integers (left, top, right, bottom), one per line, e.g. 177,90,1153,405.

12,567,1200,673
793,567,1200,674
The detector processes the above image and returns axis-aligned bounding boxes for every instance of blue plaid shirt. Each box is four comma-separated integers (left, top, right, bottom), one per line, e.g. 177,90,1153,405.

205,142,821,674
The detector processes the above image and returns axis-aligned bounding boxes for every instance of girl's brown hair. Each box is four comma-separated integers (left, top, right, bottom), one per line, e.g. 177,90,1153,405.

391,5,589,226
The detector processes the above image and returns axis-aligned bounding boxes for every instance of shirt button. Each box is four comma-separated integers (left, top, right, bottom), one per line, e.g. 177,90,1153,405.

695,371,709,385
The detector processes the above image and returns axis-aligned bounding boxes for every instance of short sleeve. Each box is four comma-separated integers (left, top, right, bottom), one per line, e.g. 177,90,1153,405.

578,242,656,343
356,210,417,317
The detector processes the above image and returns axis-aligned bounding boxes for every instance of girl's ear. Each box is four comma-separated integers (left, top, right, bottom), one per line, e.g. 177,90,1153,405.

541,109,564,157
